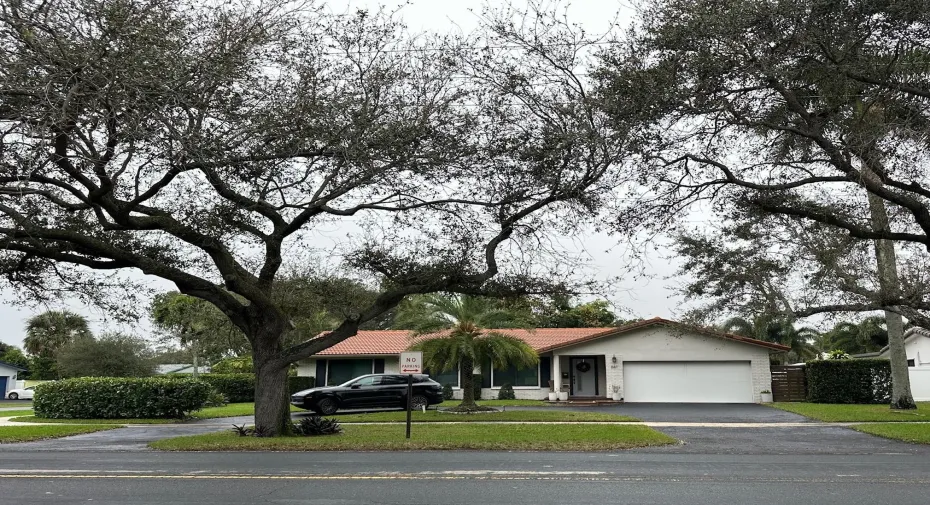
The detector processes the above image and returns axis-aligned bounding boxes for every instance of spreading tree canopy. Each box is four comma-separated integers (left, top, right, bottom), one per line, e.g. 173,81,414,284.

0,1,636,433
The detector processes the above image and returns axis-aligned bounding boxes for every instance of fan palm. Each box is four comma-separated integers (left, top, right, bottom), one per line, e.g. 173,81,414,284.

397,295,538,412
23,310,92,358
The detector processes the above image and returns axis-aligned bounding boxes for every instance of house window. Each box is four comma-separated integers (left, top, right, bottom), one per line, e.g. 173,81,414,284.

427,366,460,389
492,364,539,388
908,359,916,368
327,359,374,386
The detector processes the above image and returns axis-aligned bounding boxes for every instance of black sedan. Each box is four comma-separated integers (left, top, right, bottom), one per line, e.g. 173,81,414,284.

291,373,444,415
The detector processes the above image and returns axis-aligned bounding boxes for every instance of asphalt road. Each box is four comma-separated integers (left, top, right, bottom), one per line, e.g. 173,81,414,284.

3,404,930,504
2,451,930,505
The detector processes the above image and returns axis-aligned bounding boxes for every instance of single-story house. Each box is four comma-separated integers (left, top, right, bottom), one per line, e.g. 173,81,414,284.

873,327,930,401
1,360,27,398
296,318,789,403
154,364,212,375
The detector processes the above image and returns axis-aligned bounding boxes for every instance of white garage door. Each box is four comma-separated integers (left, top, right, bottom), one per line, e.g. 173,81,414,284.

623,361,753,403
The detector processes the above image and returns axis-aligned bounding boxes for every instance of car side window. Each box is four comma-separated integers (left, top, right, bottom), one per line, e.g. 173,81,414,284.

352,376,379,387
380,375,407,385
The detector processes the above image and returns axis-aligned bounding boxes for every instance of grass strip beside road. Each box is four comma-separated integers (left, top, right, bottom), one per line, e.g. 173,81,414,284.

473,400,555,407
150,424,674,451
0,425,116,443
0,410,36,418
10,403,300,424
332,410,638,423
0,401,32,407
8,416,178,425
853,423,930,444
190,403,301,420
769,402,930,422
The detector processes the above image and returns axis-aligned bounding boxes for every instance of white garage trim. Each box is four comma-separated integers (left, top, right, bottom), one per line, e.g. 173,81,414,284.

623,361,753,403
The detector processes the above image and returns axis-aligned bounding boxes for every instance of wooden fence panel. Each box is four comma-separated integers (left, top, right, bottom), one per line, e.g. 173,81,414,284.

771,365,806,402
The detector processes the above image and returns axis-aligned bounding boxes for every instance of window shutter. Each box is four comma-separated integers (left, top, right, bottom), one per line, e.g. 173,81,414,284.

315,360,327,385
482,359,492,388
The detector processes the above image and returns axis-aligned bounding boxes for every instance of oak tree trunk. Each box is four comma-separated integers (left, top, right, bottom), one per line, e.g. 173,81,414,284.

866,188,915,409
252,334,292,435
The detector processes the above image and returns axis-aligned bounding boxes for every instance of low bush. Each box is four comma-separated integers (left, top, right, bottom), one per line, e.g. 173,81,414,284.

806,359,892,404
441,383,454,400
497,384,516,400
171,374,316,402
33,377,212,419
197,374,255,403
288,376,315,395
291,416,342,436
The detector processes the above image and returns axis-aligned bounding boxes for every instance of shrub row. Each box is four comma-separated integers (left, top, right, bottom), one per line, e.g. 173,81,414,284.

34,377,212,419
806,359,892,404
168,374,316,402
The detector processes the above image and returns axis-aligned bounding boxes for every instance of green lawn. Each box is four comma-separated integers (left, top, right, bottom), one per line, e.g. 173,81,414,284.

190,403,301,420
769,402,930,422
473,400,553,407
0,410,38,418
150,423,674,451
0,401,32,407
9,416,178,424
853,423,930,444
331,410,637,423
12,403,299,424
0,425,116,443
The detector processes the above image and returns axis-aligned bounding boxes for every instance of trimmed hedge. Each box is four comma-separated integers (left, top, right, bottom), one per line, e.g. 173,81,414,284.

197,374,255,403
33,377,212,419
806,359,892,404
289,376,315,395
170,374,316,402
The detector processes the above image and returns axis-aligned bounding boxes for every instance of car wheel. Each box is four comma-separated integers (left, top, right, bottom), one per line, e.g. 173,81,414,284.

315,397,338,415
7,393,18,400
410,395,428,411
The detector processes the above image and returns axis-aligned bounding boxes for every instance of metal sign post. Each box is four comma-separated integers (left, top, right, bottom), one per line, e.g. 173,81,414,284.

399,351,422,440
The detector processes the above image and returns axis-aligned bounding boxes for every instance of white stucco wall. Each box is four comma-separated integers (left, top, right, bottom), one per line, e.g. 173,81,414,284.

905,334,930,367
0,363,18,396
550,326,773,402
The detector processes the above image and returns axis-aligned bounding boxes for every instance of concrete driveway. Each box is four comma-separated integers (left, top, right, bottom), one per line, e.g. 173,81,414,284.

582,402,812,423
598,403,930,455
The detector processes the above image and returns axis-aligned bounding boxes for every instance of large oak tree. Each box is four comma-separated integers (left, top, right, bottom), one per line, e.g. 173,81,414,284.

596,0,930,408
0,1,634,433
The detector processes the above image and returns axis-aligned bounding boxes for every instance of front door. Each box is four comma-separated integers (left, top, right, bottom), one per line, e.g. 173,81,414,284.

570,357,597,397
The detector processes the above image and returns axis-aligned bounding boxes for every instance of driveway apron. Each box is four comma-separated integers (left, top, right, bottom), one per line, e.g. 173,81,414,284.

514,403,930,455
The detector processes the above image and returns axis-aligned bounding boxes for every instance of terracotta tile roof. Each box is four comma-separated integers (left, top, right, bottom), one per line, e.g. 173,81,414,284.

314,328,615,356
312,317,789,356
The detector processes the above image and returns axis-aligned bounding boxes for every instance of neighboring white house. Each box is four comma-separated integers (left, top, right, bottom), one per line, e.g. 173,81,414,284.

1,360,27,398
154,364,212,375
877,327,930,401
296,318,789,403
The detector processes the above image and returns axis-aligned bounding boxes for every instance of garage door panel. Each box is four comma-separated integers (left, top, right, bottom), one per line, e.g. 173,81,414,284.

623,361,753,403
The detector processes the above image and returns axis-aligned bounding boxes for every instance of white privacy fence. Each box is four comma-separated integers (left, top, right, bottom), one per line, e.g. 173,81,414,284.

910,369,930,401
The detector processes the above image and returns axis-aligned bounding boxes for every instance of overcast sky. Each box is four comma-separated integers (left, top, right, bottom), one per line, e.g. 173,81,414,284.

0,0,692,349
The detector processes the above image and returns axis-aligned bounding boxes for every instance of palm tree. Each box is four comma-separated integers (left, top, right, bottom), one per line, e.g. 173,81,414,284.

721,316,820,363
819,317,888,354
23,310,92,358
397,295,538,412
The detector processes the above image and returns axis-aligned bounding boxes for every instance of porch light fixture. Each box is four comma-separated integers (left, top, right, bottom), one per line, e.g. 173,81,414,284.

611,355,617,364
